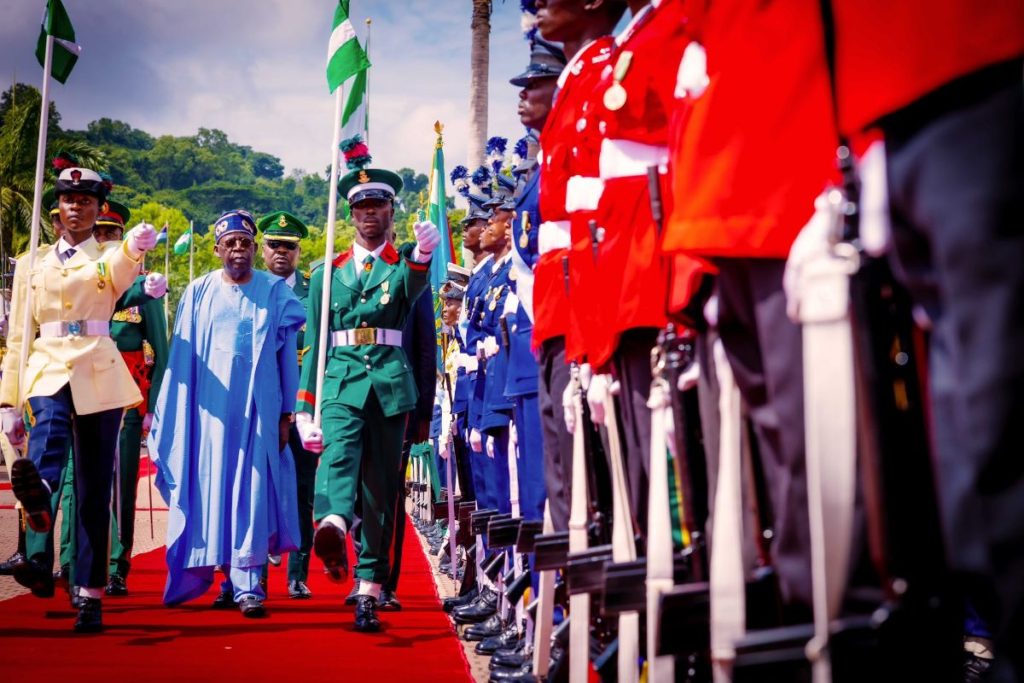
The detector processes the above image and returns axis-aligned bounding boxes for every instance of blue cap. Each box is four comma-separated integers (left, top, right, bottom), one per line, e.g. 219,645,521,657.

510,38,567,87
214,209,257,243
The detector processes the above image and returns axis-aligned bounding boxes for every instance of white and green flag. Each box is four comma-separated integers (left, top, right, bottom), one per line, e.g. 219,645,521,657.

326,1,370,93
341,67,368,142
35,0,81,84
173,229,192,256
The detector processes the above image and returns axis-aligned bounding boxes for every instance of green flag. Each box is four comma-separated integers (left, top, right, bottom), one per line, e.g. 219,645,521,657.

35,0,81,85
173,229,192,256
341,67,368,140
326,1,370,93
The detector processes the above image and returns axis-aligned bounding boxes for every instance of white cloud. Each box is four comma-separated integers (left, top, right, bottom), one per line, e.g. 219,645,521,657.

0,0,532,180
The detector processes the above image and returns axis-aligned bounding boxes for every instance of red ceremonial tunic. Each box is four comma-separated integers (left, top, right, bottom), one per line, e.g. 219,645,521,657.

832,0,1024,135
663,0,837,260
534,37,616,351
581,0,710,365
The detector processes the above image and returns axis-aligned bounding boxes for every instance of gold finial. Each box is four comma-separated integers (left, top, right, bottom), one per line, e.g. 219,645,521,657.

434,121,444,136
418,190,427,208
366,17,372,25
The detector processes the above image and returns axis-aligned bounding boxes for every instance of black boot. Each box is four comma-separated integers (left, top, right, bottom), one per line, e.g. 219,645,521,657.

74,597,103,633
0,512,28,576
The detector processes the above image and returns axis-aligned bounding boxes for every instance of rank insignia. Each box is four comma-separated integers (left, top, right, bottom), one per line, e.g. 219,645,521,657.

278,214,289,228
358,170,371,184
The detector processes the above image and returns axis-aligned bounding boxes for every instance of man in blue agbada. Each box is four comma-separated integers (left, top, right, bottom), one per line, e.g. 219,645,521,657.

148,210,305,617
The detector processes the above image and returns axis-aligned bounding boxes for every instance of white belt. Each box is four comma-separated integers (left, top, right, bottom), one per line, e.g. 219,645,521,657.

599,139,668,180
564,176,605,213
537,220,570,255
329,327,403,348
38,320,110,338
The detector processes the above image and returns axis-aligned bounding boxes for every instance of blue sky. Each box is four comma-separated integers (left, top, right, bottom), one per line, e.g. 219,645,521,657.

0,0,529,178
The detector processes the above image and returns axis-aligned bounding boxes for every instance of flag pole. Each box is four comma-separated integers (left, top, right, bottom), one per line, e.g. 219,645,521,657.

188,219,194,283
16,32,54,409
313,84,345,427
163,224,170,321
364,18,372,147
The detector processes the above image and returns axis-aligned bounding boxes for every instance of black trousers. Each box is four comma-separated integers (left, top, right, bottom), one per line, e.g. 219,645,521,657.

538,337,574,532
27,385,122,589
612,328,661,538
882,62,1024,680
715,258,811,619
287,425,320,583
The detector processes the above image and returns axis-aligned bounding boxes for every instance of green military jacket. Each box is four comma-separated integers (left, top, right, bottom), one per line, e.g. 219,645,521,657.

290,269,311,366
110,275,169,409
296,242,429,418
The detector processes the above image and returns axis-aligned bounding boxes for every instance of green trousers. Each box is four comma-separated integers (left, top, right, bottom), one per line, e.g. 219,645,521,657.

287,425,320,583
26,449,75,576
316,390,407,584
109,408,143,578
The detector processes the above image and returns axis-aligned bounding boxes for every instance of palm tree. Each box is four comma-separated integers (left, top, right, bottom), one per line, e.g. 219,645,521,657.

0,85,105,256
468,0,492,170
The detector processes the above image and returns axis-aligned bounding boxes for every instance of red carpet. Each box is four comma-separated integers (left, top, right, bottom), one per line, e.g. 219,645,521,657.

0,519,473,683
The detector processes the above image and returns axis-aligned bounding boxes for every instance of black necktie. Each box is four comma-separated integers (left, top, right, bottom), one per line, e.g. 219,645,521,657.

59,247,76,264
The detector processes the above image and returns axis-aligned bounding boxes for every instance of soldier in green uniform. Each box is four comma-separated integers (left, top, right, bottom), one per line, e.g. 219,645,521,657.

257,210,317,600
93,200,169,596
294,162,440,632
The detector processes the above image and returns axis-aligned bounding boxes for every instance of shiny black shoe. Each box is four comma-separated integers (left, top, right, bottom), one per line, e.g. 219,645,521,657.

0,550,26,576
476,624,522,655
70,592,86,610
104,574,128,597
11,459,52,533
345,579,362,606
354,595,381,632
54,564,71,594
378,589,402,611
443,586,479,613
464,614,504,641
489,664,537,682
452,589,498,624
287,580,312,599
490,648,529,671
211,589,235,609
13,557,55,598
74,597,103,633
239,595,266,618
313,522,348,583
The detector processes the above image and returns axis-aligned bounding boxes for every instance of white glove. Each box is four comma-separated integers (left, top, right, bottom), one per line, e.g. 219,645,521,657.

459,354,479,373
127,222,158,255
412,220,440,262
486,435,495,459
143,272,168,299
677,362,702,392
502,292,520,317
0,407,26,448
578,363,593,392
675,41,709,100
508,422,518,455
141,412,155,438
295,412,324,454
587,374,613,426
439,434,451,460
482,336,499,359
561,381,577,434
469,428,483,453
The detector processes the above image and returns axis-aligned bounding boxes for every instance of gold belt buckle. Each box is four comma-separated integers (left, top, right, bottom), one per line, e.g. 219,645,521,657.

353,327,376,345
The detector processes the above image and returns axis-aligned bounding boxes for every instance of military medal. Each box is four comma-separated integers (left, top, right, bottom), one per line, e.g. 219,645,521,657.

519,211,531,249
96,262,107,290
603,51,633,111
380,281,391,305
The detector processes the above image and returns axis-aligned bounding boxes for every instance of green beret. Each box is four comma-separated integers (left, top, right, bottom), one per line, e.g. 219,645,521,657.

257,210,308,242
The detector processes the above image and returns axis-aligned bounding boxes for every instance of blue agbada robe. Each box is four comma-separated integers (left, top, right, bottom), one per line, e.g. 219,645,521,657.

148,270,305,605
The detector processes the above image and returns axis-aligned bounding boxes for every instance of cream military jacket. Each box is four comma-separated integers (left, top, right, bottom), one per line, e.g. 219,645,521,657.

0,236,144,414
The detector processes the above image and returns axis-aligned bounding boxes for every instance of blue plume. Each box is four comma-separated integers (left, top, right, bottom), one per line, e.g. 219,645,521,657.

471,166,493,197
450,165,471,197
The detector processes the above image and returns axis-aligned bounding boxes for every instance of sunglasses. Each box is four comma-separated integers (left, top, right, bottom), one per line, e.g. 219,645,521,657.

265,239,298,251
220,237,254,250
